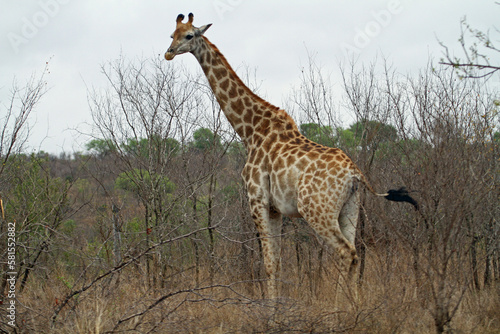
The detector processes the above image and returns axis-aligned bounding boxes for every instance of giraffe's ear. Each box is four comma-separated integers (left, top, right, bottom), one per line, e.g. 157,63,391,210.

195,23,212,36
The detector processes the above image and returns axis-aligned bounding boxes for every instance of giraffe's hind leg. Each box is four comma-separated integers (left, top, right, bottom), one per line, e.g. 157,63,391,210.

297,179,358,272
297,180,360,303
297,204,357,276
338,180,361,280
298,210,358,303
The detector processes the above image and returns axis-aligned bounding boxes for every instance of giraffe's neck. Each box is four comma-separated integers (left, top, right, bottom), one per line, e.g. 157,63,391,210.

191,36,291,147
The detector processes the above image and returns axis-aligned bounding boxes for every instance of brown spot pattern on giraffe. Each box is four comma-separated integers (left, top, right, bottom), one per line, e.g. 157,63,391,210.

167,14,371,298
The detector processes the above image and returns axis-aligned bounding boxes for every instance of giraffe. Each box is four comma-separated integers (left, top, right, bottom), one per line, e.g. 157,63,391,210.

164,13,417,298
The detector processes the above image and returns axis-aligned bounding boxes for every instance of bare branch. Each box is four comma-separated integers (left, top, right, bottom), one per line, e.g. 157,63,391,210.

0,67,48,175
439,15,500,80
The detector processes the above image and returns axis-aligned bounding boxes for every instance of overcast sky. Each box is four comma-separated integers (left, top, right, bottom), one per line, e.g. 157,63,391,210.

1,0,498,154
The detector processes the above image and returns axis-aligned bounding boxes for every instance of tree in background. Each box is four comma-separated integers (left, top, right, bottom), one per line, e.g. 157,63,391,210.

121,136,180,158
348,120,398,151
191,127,222,152
299,123,335,147
0,68,47,176
440,11,500,80
85,138,117,158
86,55,206,290
0,68,48,299
2,155,75,293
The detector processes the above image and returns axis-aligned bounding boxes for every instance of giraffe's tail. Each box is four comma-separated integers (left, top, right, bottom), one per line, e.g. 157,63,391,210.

355,174,419,210
382,187,419,210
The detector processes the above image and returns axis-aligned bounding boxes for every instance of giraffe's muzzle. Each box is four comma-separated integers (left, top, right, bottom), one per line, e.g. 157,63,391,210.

165,50,175,60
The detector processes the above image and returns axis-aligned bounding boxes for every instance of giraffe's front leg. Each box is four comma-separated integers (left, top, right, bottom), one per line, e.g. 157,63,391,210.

243,164,282,299
249,198,282,299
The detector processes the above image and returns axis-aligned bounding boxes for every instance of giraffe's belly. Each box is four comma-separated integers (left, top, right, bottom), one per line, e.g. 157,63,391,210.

272,197,302,218
269,170,303,218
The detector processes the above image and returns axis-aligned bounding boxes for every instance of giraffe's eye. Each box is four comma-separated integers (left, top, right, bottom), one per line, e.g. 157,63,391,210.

185,34,194,40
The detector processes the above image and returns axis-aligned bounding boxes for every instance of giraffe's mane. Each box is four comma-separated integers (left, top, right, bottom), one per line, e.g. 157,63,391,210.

202,36,284,114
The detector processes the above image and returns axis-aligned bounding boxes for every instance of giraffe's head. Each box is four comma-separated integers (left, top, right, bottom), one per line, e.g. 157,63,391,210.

165,13,212,61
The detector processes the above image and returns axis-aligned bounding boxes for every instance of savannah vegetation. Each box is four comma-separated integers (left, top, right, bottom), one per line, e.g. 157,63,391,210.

1,19,499,334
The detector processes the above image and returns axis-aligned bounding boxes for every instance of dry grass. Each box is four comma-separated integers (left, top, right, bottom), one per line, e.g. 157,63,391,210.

8,245,499,334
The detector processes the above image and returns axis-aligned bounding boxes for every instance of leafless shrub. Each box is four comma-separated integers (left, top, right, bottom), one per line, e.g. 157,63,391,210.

341,60,499,333
2,49,499,333
0,67,48,175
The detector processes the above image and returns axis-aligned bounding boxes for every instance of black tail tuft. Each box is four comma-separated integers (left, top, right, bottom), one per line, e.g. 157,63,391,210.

384,187,419,210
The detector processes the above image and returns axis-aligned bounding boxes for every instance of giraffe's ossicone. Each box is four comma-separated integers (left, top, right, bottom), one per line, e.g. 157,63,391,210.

165,13,418,299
